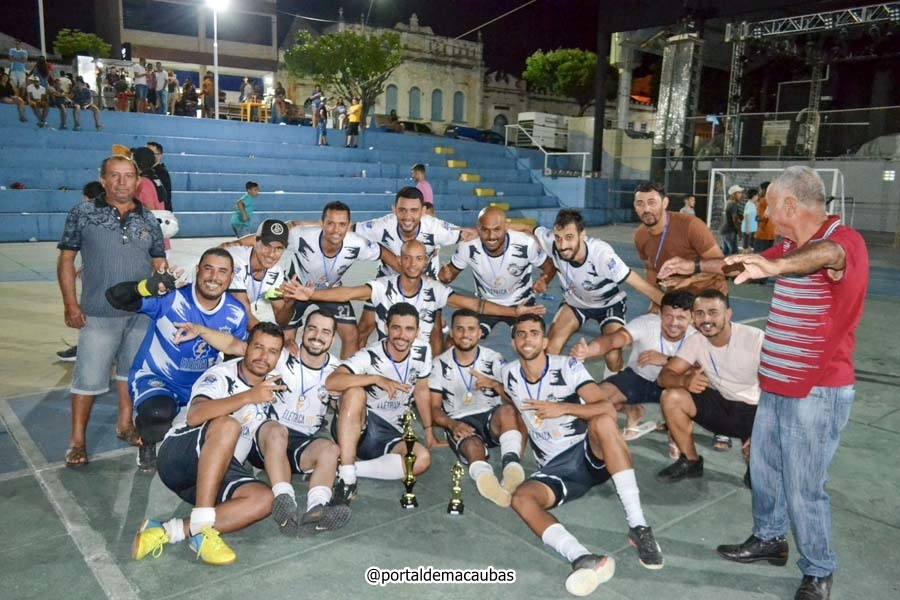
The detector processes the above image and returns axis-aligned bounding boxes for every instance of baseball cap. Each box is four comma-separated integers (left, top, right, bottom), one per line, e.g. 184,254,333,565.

257,219,288,246
727,185,744,195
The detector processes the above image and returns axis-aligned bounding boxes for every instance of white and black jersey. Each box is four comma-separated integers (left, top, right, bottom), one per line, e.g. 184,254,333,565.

623,314,697,381
341,340,432,431
368,276,454,341
269,350,339,435
355,213,460,277
286,227,381,289
172,358,279,462
429,346,506,419
449,231,547,306
225,246,285,304
534,227,631,310
502,354,595,467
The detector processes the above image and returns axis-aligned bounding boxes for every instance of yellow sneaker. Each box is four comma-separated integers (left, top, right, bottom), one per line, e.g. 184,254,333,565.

132,519,169,560
188,527,236,566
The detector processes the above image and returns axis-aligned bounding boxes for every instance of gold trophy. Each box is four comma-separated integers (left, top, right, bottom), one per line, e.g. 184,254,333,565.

447,461,465,515
400,409,418,509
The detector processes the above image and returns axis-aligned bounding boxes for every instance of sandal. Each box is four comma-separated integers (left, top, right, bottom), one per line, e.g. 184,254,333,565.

622,421,657,442
713,434,733,451
65,446,88,467
116,426,141,447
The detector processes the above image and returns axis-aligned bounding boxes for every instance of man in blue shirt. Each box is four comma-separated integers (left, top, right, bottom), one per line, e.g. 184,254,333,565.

106,248,247,471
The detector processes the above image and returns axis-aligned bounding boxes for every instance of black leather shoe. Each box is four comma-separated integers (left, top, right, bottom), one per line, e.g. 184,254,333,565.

795,574,832,599
716,534,788,566
656,454,703,483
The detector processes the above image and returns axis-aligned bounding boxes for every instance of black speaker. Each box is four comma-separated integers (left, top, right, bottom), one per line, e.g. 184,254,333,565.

120,43,132,61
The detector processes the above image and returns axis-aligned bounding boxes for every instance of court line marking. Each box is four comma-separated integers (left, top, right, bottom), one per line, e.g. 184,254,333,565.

0,399,139,599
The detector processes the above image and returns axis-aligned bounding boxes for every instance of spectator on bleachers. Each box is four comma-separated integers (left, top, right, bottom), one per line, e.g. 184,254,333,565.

316,103,329,146
386,109,403,133
232,181,259,238
240,77,253,103
201,72,214,118
180,78,198,117
25,74,49,127
346,97,361,148
271,93,288,125
8,39,29,94
133,58,149,113
333,97,347,130
154,63,168,115
101,76,116,110
114,74,130,112
71,77,103,131
0,72,27,122
146,62,158,112
308,84,323,127
411,163,434,214
147,142,172,209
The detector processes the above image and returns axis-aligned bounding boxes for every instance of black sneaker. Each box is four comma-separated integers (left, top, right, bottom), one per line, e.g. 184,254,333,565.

271,493,300,536
137,442,156,472
56,345,77,362
716,534,789,566
329,479,358,506
565,553,616,596
656,454,703,483
627,525,664,569
298,504,352,538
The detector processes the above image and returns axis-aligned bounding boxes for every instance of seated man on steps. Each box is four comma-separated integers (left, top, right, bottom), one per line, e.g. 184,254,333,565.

105,248,247,472
325,302,437,504
429,308,528,507
655,290,762,486
132,322,285,566
171,310,351,538
569,290,696,441
503,314,663,597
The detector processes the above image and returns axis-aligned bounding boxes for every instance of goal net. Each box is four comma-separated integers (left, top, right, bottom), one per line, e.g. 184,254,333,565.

706,168,846,235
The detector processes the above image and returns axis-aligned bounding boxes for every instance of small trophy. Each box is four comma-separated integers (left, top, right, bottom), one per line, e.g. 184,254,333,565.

447,461,465,516
400,409,418,509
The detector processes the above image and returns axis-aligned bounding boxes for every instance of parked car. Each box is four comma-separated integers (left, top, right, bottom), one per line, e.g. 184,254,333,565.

399,121,436,136
444,125,505,144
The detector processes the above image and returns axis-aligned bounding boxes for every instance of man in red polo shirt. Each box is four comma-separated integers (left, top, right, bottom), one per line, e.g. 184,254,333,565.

659,166,868,600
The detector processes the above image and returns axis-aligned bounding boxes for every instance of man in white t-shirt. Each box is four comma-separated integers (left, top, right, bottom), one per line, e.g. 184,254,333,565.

133,58,148,113
221,220,288,329
656,290,762,484
570,291,696,440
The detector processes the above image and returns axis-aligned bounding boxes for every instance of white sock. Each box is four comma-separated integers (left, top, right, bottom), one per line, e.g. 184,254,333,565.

339,464,357,485
272,481,295,499
306,485,332,510
611,469,647,528
162,517,185,544
499,430,522,458
356,454,405,480
468,460,493,482
189,507,216,536
542,523,590,563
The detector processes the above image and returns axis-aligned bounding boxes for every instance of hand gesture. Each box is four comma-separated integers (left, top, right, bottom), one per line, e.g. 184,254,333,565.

532,276,549,294
249,376,287,404
515,303,547,317
144,268,177,296
469,369,497,393
522,399,567,420
284,336,301,359
449,420,476,443
377,376,411,398
658,257,694,280
723,254,779,284
280,275,315,302
172,321,202,344
458,228,478,242
569,337,597,362
637,350,668,368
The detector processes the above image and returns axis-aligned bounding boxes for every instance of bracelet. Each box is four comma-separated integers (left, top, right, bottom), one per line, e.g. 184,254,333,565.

477,299,485,315
424,425,433,430
693,259,702,274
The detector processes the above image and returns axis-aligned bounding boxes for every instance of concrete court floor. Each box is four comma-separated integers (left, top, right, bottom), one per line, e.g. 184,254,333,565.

0,224,898,600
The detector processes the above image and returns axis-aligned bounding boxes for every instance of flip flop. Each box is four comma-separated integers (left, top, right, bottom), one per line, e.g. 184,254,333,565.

713,435,733,451
116,426,141,447
65,446,88,467
622,421,657,442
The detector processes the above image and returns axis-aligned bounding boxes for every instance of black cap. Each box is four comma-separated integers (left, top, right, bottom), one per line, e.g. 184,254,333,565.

257,219,288,246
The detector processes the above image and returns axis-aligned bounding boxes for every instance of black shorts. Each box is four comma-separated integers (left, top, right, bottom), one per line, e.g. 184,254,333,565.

443,407,500,464
529,438,610,508
157,423,261,505
332,410,403,461
479,298,535,337
691,387,757,441
248,424,321,474
288,299,357,328
604,368,663,404
565,299,626,329
347,122,360,135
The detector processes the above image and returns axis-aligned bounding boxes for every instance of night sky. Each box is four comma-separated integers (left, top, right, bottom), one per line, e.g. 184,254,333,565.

6,0,600,75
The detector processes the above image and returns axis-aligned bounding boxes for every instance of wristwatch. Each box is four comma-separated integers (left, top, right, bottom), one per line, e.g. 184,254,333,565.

694,259,702,274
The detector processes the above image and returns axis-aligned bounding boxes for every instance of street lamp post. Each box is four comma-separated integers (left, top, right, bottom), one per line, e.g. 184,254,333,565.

207,0,227,120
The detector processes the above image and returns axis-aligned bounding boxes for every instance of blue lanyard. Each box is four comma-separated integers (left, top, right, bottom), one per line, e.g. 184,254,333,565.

484,235,509,285
388,344,411,385
660,331,685,355
299,356,326,396
653,215,670,270
246,268,265,303
319,232,341,284
520,359,548,401
453,348,479,395
398,276,423,309
707,325,732,378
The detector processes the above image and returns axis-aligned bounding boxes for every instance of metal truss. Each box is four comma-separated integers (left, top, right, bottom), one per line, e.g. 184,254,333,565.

726,3,900,41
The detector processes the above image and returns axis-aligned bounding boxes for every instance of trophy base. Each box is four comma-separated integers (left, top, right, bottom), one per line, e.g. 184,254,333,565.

400,495,418,509
447,502,464,516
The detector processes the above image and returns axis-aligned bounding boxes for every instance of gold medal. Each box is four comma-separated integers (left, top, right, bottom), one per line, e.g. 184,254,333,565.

464,391,473,405
494,276,504,287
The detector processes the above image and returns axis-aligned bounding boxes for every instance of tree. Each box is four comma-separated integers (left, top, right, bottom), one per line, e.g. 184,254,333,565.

522,48,618,116
53,29,111,61
283,30,402,125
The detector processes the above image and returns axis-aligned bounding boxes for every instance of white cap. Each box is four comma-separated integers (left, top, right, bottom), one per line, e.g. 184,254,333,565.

728,184,744,196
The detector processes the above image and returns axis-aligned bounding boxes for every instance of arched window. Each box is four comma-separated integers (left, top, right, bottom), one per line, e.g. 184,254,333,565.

431,89,443,121
408,87,421,119
492,113,508,135
385,84,398,114
452,91,465,123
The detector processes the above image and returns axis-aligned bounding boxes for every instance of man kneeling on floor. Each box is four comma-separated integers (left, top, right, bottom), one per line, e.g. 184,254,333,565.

503,314,663,597
132,322,286,565
169,310,351,537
